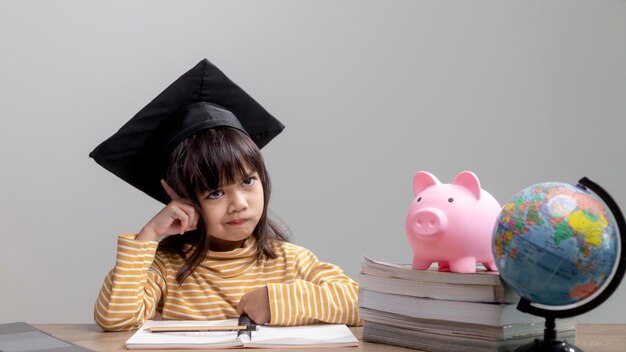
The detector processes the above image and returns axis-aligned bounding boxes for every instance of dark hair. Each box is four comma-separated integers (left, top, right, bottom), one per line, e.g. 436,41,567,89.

158,127,288,284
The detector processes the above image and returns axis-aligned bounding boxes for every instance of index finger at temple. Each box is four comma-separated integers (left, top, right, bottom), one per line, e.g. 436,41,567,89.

161,179,181,200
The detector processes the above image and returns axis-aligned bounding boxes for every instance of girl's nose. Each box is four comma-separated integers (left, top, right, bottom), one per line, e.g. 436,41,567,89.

228,191,248,213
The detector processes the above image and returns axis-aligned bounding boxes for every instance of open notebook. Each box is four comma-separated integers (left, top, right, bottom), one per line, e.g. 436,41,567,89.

126,319,359,349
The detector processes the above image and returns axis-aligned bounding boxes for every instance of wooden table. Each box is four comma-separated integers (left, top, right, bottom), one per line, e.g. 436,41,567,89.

34,324,626,352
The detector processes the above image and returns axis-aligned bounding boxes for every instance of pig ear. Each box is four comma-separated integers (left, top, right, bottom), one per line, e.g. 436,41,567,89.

452,171,481,200
413,171,440,196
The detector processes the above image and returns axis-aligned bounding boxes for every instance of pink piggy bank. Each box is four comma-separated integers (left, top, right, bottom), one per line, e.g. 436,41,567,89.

405,171,501,273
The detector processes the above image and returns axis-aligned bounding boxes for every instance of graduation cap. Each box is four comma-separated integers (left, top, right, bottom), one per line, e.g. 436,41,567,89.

89,59,285,204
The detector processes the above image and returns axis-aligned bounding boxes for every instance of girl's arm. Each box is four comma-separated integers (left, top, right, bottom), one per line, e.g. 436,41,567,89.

93,233,168,331
95,182,197,331
266,247,362,326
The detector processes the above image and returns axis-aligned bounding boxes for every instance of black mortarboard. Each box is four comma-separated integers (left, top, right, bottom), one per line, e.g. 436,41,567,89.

89,59,285,204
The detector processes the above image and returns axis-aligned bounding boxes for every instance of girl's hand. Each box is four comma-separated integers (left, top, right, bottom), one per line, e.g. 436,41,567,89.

136,180,199,242
237,286,271,325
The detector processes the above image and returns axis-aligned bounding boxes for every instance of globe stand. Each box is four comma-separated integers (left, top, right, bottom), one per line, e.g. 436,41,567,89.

513,303,582,352
506,177,626,352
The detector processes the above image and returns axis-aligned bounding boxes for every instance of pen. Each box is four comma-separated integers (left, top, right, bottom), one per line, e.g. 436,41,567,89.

145,325,248,333
144,315,257,336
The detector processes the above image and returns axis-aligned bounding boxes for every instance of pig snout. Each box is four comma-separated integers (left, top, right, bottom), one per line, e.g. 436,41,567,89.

410,208,447,237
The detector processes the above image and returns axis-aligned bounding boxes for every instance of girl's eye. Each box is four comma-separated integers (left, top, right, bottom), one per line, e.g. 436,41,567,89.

242,177,256,187
207,190,224,199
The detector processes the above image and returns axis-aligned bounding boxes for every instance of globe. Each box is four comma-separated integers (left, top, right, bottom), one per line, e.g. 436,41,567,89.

493,181,619,307
492,178,625,352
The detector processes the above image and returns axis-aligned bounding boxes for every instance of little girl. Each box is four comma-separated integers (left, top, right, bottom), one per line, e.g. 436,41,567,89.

90,59,360,331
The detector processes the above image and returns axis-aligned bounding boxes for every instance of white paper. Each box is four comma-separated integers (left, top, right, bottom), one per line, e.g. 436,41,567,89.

126,319,358,349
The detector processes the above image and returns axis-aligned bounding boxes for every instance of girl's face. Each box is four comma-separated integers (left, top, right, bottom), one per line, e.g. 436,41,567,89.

197,169,264,251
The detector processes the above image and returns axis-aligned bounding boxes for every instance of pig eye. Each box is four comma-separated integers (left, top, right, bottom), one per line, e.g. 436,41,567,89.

417,197,422,202
448,198,454,203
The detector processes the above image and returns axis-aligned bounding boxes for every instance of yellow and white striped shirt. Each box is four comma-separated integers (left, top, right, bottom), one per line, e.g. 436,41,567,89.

94,234,361,331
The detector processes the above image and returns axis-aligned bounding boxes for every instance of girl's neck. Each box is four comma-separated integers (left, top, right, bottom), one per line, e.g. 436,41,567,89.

208,237,247,252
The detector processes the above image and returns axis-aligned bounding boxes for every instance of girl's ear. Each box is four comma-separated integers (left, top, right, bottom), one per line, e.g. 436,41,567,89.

413,171,440,196
161,179,181,200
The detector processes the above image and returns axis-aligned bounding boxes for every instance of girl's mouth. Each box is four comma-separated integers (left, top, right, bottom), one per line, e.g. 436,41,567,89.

227,219,246,226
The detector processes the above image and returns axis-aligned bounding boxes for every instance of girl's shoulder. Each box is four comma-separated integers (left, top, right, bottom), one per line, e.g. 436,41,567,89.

270,240,317,259
271,239,303,251
154,248,186,267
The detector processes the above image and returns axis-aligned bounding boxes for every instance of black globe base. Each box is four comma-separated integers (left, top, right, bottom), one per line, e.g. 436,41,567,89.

514,317,583,352
514,339,582,352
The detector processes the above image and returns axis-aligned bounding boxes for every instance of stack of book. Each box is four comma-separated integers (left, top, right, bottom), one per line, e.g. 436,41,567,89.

358,256,576,352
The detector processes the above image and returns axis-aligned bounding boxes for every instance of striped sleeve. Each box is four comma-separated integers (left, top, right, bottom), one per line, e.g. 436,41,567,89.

94,233,167,331
266,247,361,326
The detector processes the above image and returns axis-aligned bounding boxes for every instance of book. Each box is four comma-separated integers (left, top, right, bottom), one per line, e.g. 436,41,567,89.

359,289,542,327
359,307,576,341
358,272,518,303
359,256,577,352
363,320,576,352
125,319,359,349
0,322,93,352
361,255,504,286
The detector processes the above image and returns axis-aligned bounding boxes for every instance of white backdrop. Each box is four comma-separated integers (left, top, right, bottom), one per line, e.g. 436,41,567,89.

1,0,625,323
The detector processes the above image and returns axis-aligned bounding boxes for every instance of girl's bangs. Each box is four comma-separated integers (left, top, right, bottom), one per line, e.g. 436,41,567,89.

192,128,262,193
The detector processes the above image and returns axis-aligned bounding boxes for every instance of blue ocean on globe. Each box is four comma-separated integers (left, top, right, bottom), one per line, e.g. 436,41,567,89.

493,182,618,306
